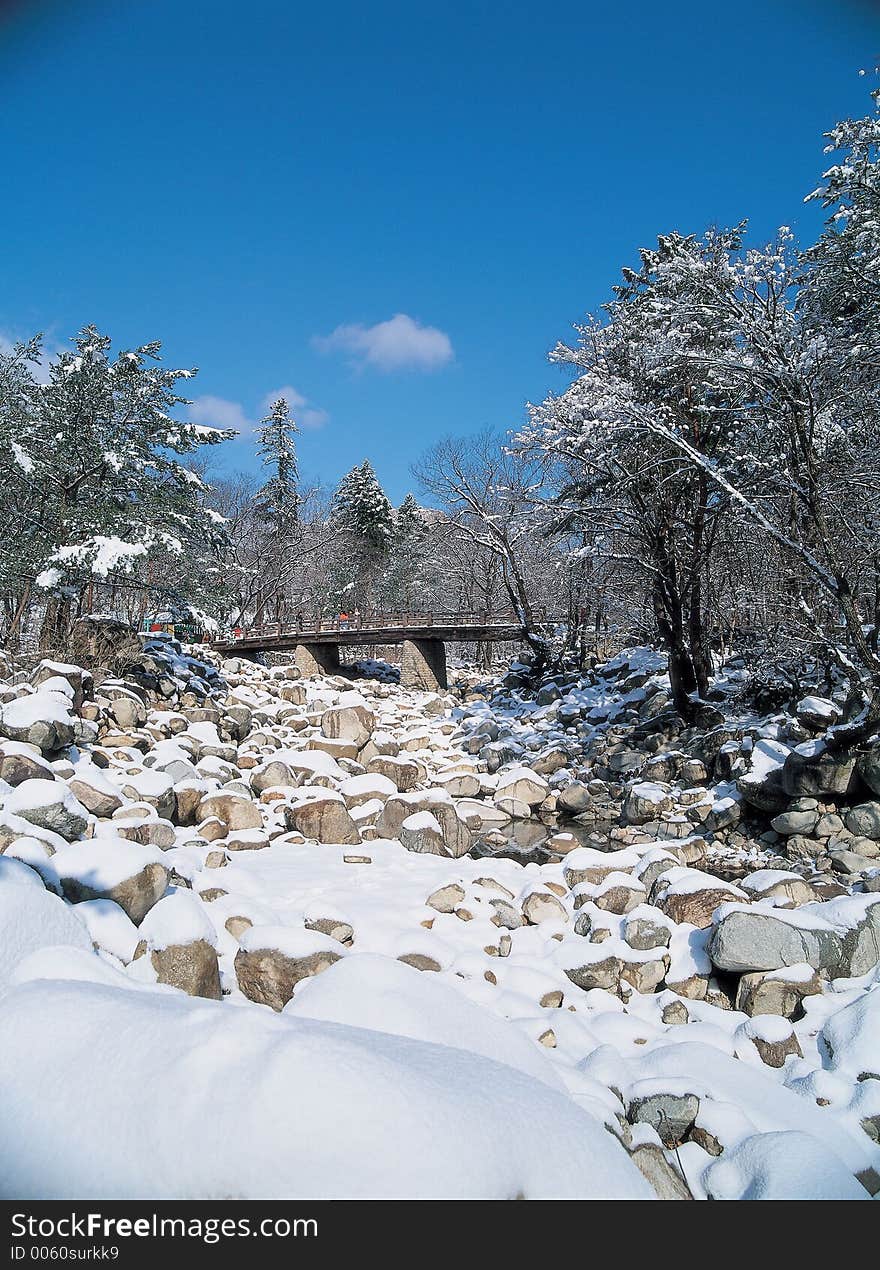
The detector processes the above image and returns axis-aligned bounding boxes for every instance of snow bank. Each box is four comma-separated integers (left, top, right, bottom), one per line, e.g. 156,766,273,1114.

0,980,652,1200
285,953,563,1089
704,1131,868,1200
0,881,92,987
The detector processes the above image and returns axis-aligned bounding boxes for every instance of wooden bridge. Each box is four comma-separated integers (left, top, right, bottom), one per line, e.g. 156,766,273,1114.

213,609,540,690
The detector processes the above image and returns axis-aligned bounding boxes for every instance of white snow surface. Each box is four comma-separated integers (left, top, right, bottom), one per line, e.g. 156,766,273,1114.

0,880,93,987
0,979,652,1200
285,953,564,1089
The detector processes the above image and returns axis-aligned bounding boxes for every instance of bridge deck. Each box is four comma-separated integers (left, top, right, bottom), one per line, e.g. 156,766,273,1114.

214,624,526,654
212,610,536,654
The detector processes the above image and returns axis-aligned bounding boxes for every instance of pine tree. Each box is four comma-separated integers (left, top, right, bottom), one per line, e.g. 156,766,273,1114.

330,460,393,612
332,460,393,547
0,325,233,647
382,493,429,609
254,397,300,537
251,397,301,623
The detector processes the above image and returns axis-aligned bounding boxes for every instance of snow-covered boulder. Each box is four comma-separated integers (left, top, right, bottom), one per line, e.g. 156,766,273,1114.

321,694,374,750
652,867,746,929
197,790,262,832
285,953,564,1090
51,838,169,924
0,691,76,754
0,742,55,787
234,926,346,1010
399,811,446,856
338,772,397,808
622,781,674,825
289,790,360,845
706,899,858,975
795,696,842,731
494,767,549,808
704,1132,868,1201
31,660,93,711
133,891,221,999
820,987,880,1083
3,779,89,840
69,758,126,816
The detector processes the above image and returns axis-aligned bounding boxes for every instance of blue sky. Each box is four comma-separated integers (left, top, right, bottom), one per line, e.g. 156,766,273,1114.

2,0,878,501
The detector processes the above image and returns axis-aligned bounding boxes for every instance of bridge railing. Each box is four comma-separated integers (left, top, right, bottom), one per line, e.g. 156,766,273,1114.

222,608,549,642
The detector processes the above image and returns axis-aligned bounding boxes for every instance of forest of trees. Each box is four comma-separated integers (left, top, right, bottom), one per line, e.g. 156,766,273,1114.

1,84,879,726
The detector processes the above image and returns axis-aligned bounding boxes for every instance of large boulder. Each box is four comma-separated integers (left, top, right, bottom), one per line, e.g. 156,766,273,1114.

0,691,76,754
69,761,126,817
709,897,880,979
365,754,421,792
321,694,375,751
0,743,55,787
399,812,446,856
845,802,880,840
289,791,360,845
622,781,674,825
31,660,93,711
197,791,262,832
134,892,221,999
781,747,858,799
52,839,169,925
4,779,89,841
68,615,142,676
627,1091,699,1148
653,867,746,930
557,782,592,815
494,767,549,808
235,926,345,1010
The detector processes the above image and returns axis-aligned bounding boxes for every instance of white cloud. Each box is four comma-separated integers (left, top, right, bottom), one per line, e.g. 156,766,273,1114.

188,385,329,435
312,312,454,372
261,385,328,430
187,395,253,434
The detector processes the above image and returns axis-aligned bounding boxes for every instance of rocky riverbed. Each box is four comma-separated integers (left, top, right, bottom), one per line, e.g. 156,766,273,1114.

0,634,878,1200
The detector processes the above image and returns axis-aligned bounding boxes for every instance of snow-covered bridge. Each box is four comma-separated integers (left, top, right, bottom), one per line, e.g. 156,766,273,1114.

213,609,540,690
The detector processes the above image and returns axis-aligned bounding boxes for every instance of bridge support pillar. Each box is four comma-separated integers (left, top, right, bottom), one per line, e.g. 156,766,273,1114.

294,642,341,678
400,638,447,692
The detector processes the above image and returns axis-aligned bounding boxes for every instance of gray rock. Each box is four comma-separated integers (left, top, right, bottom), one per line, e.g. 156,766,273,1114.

709,908,843,975
857,748,880,798
781,750,858,799
845,801,880,840
771,808,819,836
628,1093,700,1147
557,781,592,815
624,914,672,950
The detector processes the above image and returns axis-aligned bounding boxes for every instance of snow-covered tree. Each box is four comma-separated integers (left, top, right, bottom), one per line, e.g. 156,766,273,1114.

380,493,430,610
330,460,393,611
519,228,745,714
254,397,300,537
250,397,302,623
0,326,233,648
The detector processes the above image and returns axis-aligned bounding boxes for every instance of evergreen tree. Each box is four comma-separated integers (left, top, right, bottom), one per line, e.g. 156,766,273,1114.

254,397,300,537
250,397,302,622
330,460,393,612
382,493,430,609
0,326,233,646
